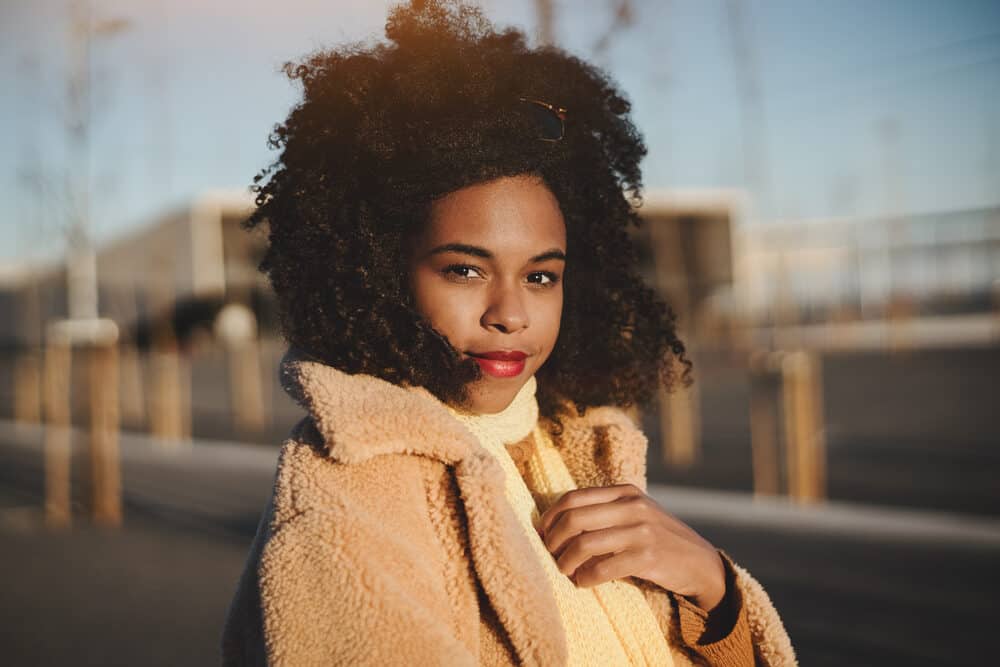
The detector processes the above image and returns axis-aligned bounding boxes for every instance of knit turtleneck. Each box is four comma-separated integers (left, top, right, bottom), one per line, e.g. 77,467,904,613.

446,375,539,454
445,376,674,666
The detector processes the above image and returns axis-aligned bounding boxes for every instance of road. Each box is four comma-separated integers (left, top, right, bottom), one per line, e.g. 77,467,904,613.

1,421,998,666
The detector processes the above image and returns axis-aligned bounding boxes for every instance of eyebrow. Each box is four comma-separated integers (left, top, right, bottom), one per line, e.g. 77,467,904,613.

427,243,566,264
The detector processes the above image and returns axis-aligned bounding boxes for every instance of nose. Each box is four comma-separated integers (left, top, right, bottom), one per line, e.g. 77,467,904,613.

481,282,528,334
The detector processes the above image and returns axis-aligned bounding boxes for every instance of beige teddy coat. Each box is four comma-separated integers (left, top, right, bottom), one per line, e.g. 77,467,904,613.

221,352,797,666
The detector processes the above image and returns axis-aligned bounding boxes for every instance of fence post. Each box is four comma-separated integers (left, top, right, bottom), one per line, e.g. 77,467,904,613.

748,350,781,497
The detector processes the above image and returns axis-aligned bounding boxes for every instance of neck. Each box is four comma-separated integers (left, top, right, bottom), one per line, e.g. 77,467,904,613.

446,376,539,446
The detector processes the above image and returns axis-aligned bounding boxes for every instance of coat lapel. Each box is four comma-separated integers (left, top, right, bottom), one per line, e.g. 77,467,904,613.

551,405,650,492
280,350,650,666
451,447,568,664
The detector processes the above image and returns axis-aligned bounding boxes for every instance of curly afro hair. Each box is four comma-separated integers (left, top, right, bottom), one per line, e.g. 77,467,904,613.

248,0,690,427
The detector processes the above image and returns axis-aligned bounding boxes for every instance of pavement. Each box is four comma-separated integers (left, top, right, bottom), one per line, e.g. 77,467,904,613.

2,420,998,666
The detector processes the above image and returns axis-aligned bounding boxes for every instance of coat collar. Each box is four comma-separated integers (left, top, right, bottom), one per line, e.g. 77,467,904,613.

280,347,475,465
279,347,651,489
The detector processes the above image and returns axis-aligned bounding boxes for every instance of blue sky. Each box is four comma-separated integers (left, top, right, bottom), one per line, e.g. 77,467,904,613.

2,0,998,264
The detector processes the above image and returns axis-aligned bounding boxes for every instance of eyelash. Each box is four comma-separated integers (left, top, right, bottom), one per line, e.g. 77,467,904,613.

442,264,560,287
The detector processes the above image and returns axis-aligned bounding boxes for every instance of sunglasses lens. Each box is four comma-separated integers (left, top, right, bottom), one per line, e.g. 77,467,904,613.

524,101,564,141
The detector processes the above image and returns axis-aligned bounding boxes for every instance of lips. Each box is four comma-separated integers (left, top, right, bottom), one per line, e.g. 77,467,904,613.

468,350,528,378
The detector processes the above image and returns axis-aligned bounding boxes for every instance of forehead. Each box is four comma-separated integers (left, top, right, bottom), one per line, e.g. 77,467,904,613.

423,176,566,253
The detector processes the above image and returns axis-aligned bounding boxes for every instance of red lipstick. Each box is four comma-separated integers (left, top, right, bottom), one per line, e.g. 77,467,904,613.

468,350,528,378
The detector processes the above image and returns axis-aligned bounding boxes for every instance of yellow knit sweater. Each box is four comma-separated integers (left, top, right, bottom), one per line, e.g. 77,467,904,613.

448,376,675,666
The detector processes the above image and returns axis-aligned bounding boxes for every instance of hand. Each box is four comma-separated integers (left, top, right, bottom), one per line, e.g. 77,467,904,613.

537,483,727,612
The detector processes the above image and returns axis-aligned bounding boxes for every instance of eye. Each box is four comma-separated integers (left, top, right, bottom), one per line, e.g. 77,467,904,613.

526,271,559,287
442,264,485,282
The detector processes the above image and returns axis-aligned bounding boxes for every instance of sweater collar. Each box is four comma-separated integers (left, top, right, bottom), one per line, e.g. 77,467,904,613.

445,375,539,449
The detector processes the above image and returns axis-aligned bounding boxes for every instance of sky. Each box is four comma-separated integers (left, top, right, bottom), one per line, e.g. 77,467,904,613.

1,0,998,265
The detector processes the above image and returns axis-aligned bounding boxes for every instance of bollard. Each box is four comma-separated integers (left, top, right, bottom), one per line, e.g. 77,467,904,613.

14,351,43,425
658,383,700,469
215,303,267,434
227,340,266,433
118,341,146,427
43,319,123,527
748,349,826,502
886,296,914,355
43,339,72,528
88,340,122,526
149,332,191,444
780,351,826,503
748,352,781,497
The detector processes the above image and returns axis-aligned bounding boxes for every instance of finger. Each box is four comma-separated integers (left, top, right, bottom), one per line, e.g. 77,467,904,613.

544,500,638,558
539,483,642,536
572,547,653,589
620,494,707,547
554,524,646,581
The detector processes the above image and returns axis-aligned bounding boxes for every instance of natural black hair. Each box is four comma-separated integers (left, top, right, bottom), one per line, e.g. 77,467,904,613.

247,0,690,428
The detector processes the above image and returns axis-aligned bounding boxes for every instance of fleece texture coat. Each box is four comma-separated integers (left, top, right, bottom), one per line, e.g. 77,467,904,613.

222,351,797,666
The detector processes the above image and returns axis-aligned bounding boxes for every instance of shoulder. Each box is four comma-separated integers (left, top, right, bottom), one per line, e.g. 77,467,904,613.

261,418,456,605
249,420,478,666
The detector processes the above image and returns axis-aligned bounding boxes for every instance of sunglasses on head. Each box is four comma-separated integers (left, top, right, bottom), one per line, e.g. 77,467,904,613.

518,97,567,142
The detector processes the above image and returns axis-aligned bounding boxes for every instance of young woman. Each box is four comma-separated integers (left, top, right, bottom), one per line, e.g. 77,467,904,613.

222,1,796,665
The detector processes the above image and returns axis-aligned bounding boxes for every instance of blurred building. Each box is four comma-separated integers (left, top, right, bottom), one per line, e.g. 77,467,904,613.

739,205,1000,329
632,188,743,342
0,190,268,351
0,186,746,352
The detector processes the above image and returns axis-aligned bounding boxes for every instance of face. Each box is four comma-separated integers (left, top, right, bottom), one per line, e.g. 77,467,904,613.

408,175,567,414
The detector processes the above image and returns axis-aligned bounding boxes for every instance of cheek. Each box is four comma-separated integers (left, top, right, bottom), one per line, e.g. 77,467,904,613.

409,266,442,316
428,297,476,342
411,273,477,344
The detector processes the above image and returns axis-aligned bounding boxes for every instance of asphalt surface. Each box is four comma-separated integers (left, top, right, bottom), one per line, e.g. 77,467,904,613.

2,422,998,666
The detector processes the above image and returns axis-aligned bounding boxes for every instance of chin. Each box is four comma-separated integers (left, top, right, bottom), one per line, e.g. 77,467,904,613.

468,386,521,414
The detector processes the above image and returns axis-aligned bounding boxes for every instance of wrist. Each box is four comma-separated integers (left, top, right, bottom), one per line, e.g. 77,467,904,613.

688,550,727,612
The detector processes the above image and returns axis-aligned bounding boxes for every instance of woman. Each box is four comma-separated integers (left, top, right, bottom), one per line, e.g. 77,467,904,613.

222,1,796,665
